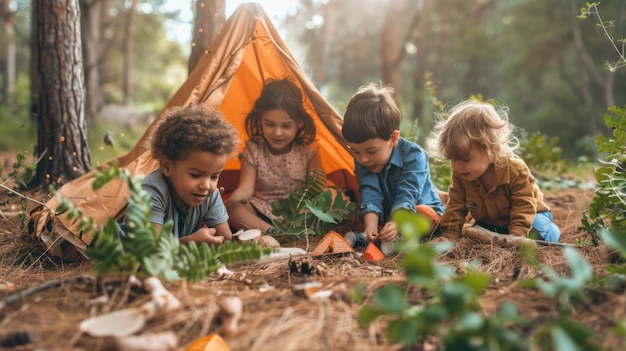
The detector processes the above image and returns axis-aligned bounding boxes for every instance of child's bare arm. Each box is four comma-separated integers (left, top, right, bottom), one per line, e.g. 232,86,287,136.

180,226,225,246
307,150,324,174
213,221,233,241
226,158,256,204
362,212,380,242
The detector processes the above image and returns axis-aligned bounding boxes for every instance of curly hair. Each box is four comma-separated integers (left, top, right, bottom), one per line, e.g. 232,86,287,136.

342,83,402,143
244,78,316,145
428,99,518,167
148,104,240,161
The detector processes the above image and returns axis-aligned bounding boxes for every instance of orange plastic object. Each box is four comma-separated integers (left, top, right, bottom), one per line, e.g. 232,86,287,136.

185,333,230,351
416,204,441,224
311,230,354,256
364,243,384,262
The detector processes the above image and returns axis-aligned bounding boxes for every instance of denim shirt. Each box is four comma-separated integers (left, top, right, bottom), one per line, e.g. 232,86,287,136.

355,138,445,223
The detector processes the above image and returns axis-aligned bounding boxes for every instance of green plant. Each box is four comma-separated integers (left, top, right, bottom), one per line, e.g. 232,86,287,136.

586,106,626,242
358,209,530,350
4,152,38,190
271,169,356,239
57,162,272,282
516,131,565,174
522,247,593,314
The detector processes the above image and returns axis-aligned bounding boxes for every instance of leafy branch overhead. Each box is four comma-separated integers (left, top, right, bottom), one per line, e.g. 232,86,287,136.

270,169,356,238
57,162,272,282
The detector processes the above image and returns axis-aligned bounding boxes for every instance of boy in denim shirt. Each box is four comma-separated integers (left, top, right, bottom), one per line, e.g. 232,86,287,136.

342,83,445,250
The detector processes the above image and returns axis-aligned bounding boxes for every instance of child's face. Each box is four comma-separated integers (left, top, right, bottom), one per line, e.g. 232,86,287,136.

347,132,399,174
260,109,300,155
161,150,228,209
450,146,492,181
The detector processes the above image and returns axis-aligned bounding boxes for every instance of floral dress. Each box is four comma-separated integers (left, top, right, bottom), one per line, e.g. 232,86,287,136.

241,137,319,218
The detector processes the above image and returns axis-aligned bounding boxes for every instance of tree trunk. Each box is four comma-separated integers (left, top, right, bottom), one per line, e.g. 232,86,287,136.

122,0,137,105
381,0,404,92
98,0,111,97
0,0,16,105
31,0,91,188
315,0,335,86
411,1,430,139
80,0,103,123
188,0,225,75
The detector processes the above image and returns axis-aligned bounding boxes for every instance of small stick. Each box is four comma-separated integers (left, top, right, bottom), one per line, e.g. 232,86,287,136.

0,275,94,310
463,226,577,248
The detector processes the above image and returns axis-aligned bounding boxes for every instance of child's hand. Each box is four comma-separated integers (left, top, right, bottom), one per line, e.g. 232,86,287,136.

181,227,225,246
378,221,398,242
364,228,379,243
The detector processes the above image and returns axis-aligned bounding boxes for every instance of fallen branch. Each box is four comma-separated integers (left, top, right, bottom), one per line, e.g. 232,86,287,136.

463,226,577,248
0,275,95,310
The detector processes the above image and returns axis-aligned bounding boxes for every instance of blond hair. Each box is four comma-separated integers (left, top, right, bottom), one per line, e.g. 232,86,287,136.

429,99,518,167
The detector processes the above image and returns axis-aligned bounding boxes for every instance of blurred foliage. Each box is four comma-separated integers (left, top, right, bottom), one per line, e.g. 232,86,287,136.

1,0,622,171
285,0,626,160
102,1,187,110
87,120,150,166
360,209,616,350
0,74,36,152
516,131,565,174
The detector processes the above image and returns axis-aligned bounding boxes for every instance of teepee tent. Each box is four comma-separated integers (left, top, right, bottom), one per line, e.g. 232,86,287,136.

29,3,358,261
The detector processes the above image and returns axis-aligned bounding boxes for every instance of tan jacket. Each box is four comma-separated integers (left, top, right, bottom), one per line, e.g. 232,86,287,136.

440,156,550,238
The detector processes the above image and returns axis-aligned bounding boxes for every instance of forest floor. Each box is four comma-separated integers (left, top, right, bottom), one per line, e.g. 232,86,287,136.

0,177,622,350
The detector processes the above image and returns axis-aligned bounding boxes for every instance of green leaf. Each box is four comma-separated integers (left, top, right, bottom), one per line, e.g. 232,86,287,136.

305,198,337,223
358,305,386,326
388,318,421,346
392,209,432,240
551,326,580,351
456,312,484,331
456,271,491,294
599,228,626,258
497,302,523,322
372,284,408,313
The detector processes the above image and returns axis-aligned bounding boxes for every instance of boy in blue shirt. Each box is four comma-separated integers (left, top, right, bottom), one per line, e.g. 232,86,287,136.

341,83,445,250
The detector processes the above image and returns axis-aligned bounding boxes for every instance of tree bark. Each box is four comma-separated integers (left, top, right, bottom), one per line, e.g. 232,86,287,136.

122,0,137,105
31,0,91,188
188,0,225,75
315,0,335,86
381,0,404,93
0,0,16,105
79,0,103,122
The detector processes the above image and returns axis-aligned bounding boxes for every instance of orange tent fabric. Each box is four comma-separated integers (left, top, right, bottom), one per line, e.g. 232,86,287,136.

29,3,358,261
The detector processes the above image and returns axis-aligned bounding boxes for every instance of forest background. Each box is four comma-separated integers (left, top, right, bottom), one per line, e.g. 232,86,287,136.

0,0,625,181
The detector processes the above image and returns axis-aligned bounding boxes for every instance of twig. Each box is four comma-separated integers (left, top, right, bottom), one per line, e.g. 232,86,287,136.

464,226,578,248
0,275,95,310
0,183,49,209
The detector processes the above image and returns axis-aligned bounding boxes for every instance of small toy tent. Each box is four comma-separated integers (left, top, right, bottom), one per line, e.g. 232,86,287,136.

29,3,358,261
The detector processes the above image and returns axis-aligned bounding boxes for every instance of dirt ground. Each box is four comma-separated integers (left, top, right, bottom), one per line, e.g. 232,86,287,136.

0,184,622,351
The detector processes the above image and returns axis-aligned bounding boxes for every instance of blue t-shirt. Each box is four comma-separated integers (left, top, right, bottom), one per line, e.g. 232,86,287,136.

140,168,229,238
355,137,445,223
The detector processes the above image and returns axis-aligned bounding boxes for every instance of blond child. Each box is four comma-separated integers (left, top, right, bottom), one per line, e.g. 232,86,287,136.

429,99,560,242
